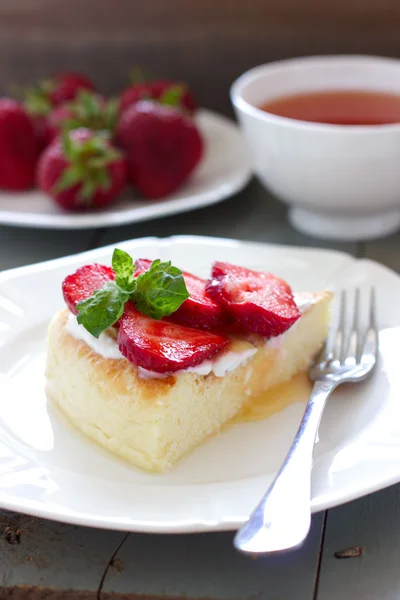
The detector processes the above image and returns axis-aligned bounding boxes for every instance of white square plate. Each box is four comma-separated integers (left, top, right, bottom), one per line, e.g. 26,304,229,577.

0,111,251,230
0,235,399,532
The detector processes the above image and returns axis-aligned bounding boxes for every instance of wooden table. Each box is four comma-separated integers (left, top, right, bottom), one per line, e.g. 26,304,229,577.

1,179,399,600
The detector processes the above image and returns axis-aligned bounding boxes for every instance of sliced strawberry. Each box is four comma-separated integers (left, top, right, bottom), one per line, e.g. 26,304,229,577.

134,258,231,330
118,302,230,373
206,262,300,338
62,263,115,314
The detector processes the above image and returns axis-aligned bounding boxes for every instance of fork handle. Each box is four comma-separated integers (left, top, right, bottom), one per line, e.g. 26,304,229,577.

234,379,336,554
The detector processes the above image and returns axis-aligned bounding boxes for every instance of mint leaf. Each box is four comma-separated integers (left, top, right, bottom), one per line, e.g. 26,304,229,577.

112,248,136,292
76,280,129,338
73,252,189,338
133,259,189,319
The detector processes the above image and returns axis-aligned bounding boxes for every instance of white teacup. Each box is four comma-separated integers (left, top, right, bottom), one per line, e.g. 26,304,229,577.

230,55,400,240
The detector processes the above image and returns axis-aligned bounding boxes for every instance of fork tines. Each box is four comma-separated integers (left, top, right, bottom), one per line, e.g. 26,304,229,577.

326,287,378,366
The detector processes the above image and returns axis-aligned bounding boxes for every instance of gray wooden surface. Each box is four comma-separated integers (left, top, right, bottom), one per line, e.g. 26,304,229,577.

0,179,399,599
1,0,400,118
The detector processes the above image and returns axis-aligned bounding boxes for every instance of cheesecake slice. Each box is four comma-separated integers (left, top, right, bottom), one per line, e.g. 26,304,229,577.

46,290,331,473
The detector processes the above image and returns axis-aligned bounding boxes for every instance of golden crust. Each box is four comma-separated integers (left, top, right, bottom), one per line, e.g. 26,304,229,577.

56,309,177,400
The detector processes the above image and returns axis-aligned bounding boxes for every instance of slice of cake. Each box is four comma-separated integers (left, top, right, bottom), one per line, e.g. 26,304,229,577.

45,250,332,472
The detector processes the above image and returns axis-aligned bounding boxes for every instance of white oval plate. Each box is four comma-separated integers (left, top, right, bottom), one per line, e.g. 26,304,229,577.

0,235,399,533
0,110,251,229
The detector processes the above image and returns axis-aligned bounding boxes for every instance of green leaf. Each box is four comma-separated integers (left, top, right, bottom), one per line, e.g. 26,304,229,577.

88,149,121,169
80,178,97,201
62,91,120,135
97,170,111,191
22,83,53,116
158,84,186,109
24,93,52,116
112,248,136,291
72,252,188,338
60,117,84,132
76,281,129,338
104,97,120,131
62,132,75,160
53,164,83,194
133,259,189,319
79,89,97,115
128,66,148,85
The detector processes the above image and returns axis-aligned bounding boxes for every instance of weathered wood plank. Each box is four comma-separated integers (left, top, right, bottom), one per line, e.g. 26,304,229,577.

101,515,324,600
0,510,127,599
0,226,96,271
0,1,400,116
96,180,358,255
2,0,400,37
316,484,400,600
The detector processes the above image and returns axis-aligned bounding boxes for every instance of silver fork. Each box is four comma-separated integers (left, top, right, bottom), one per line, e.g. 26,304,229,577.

234,288,378,554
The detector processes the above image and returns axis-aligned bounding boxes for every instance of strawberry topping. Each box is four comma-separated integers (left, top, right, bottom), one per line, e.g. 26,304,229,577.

206,262,300,337
134,258,231,330
118,302,230,373
62,263,115,314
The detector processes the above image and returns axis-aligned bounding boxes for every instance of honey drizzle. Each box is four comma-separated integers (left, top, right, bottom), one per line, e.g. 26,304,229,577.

232,371,312,424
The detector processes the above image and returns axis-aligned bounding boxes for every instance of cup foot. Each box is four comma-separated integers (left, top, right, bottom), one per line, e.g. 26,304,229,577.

288,207,400,241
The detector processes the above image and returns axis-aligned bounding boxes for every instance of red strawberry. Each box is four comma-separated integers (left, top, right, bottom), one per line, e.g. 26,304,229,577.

116,100,203,198
134,258,231,330
0,98,39,190
62,263,115,314
32,114,54,151
206,262,301,338
22,73,94,148
44,92,117,144
23,72,95,117
118,302,230,373
37,128,127,211
120,79,196,115
44,104,74,144
49,72,95,106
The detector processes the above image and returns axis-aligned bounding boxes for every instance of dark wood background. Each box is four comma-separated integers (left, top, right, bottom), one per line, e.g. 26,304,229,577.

0,0,399,116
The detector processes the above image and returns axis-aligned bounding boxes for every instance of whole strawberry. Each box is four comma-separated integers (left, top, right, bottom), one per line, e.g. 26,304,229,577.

0,98,38,190
24,71,95,115
120,79,197,116
31,114,54,151
116,100,203,199
45,91,118,144
37,128,127,211
44,104,74,144
23,72,95,150
49,72,95,106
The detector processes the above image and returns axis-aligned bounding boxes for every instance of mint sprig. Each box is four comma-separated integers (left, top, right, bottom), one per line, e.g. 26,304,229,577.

112,248,136,291
134,259,189,320
75,248,189,338
76,281,129,338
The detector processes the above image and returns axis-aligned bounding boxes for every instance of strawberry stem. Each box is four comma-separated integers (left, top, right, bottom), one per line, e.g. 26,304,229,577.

53,131,123,204
128,66,150,85
158,84,187,110
61,91,119,135
19,79,56,116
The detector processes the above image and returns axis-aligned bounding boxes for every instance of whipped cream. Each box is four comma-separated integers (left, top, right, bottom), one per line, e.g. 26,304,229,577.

294,292,314,314
65,290,311,378
65,314,122,360
65,313,257,378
